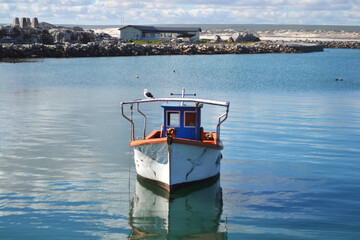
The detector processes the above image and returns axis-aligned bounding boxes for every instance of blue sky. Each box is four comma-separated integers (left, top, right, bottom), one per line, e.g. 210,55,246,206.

0,0,359,25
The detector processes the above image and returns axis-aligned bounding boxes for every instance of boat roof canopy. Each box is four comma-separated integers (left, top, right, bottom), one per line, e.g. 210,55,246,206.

161,102,203,108
121,97,229,108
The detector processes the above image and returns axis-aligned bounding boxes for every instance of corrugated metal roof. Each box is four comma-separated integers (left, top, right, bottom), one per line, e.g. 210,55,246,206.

118,25,202,33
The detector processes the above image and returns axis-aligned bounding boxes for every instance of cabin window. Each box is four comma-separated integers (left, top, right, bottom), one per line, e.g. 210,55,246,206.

167,111,180,127
184,111,196,127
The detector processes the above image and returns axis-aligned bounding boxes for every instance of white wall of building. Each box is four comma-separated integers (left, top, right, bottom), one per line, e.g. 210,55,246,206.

120,27,142,40
191,32,200,42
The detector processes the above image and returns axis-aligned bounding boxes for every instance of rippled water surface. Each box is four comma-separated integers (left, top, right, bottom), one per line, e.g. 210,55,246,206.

1,49,360,239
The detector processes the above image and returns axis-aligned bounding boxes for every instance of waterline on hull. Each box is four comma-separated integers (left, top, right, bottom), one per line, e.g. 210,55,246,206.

137,173,221,194
133,141,222,193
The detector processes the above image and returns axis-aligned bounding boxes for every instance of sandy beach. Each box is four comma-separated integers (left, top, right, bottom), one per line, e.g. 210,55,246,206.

201,29,360,42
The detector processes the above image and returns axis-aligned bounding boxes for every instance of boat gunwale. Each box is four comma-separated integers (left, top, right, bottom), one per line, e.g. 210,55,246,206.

131,137,223,150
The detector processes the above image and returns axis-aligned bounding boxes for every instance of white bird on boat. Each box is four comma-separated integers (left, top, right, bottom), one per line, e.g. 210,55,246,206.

143,89,154,99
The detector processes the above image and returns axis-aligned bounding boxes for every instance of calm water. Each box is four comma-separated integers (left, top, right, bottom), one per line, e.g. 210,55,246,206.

1,49,360,239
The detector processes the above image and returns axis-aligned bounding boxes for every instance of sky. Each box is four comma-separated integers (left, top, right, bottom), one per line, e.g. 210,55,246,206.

0,0,359,26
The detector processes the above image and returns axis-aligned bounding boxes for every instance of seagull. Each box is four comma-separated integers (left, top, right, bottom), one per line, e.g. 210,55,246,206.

143,89,154,99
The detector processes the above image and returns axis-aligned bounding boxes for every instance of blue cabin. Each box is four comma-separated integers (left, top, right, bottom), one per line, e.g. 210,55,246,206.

162,103,203,140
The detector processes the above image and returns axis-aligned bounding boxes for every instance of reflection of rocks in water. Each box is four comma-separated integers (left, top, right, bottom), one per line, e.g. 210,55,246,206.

129,177,227,239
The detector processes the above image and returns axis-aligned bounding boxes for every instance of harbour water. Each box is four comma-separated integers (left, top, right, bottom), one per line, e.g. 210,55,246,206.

1,49,360,239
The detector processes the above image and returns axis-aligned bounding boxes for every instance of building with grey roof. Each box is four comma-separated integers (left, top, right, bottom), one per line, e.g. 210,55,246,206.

119,25,201,42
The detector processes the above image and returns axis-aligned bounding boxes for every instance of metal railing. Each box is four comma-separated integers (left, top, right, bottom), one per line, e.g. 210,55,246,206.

121,97,230,143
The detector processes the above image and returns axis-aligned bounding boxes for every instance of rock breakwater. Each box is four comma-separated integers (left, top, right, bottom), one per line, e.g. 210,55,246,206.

0,41,325,59
315,41,360,49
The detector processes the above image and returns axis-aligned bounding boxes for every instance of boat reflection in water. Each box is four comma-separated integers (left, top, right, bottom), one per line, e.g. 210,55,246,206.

129,176,227,239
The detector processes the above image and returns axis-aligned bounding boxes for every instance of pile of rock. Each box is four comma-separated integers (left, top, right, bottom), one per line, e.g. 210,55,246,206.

211,31,261,43
232,32,261,42
0,17,97,44
316,41,360,49
0,41,324,59
48,27,96,44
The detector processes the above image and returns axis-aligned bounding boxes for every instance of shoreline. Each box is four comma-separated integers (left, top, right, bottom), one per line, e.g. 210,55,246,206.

2,40,360,60
1,25,359,59
0,41,327,59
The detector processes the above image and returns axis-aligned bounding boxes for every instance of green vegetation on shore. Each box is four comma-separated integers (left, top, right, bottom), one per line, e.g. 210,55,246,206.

127,39,252,45
128,40,171,45
197,39,253,45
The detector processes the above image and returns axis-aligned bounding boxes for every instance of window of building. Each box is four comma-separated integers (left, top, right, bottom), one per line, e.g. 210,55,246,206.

167,111,180,127
185,112,196,127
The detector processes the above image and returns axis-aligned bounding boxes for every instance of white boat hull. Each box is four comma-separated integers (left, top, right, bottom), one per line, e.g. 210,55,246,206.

133,142,222,192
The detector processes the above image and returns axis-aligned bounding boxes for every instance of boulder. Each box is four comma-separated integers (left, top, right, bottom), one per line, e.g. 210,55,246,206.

211,35,221,43
70,26,84,31
171,38,182,43
39,22,57,30
49,29,70,43
232,32,260,42
97,32,111,39
227,36,234,42
48,28,95,44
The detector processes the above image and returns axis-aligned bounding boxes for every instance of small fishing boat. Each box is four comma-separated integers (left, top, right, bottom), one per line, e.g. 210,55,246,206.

121,88,230,193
